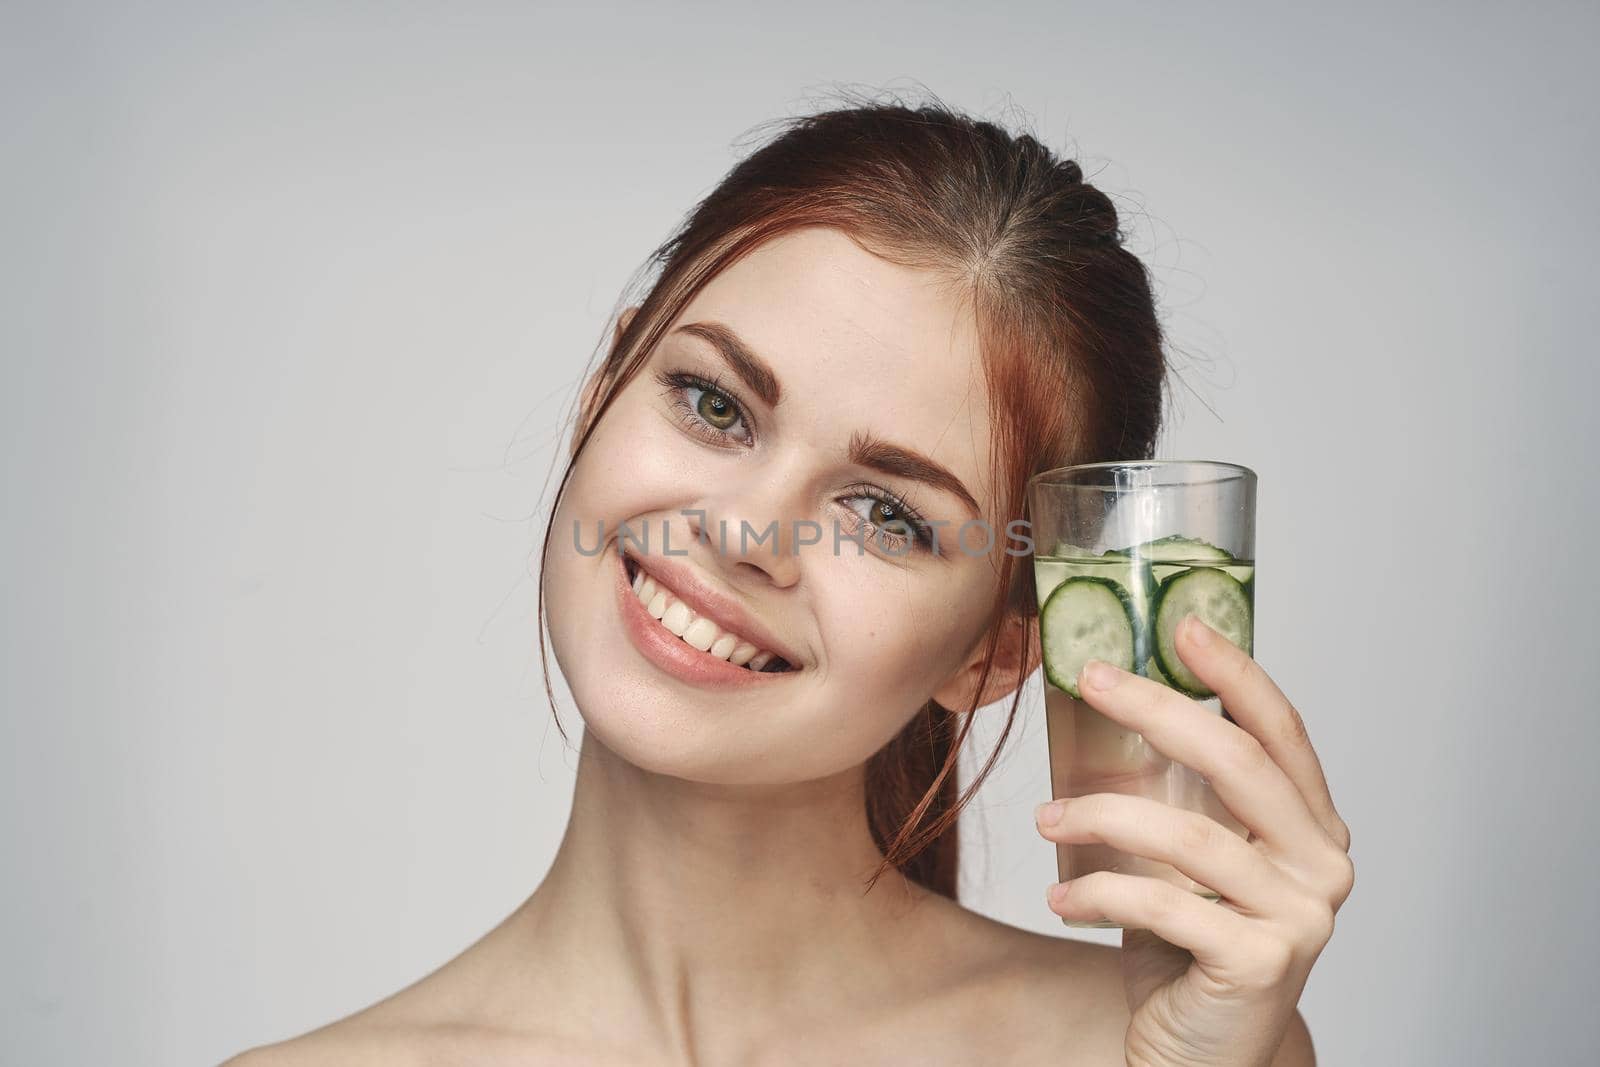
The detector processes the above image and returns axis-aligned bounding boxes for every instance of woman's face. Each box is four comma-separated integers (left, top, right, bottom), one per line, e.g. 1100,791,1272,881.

545,226,1024,786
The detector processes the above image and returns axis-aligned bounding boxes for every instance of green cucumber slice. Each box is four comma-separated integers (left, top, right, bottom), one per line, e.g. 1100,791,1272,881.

1040,576,1139,698
1152,567,1253,698
1118,534,1231,561
1162,561,1257,585
1121,534,1239,583
1033,555,1144,609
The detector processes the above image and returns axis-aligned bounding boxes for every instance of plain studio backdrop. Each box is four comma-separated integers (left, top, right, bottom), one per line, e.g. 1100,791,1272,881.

3,2,1596,1064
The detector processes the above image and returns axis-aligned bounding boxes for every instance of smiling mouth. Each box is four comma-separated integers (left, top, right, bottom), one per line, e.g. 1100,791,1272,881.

621,553,797,673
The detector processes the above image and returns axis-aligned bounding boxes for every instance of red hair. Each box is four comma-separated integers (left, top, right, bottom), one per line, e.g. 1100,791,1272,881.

537,89,1166,901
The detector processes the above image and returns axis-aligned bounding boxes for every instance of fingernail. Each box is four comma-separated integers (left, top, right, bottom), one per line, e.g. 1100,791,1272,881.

1081,659,1124,692
1036,800,1065,827
1184,614,1214,646
1047,880,1071,905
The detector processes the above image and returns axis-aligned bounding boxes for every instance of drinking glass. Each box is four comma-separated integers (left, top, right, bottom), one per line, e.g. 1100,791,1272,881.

1027,460,1256,928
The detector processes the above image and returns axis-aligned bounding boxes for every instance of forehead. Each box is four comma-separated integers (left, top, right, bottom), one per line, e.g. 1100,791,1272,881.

672,226,996,502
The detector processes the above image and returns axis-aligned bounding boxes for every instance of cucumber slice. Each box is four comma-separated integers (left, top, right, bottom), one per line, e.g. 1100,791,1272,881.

1152,567,1253,698
1040,576,1139,698
1123,534,1239,582
1033,550,1145,608
1119,534,1231,561
1163,561,1256,585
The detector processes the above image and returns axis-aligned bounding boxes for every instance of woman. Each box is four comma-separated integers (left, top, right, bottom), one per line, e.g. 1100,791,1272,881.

230,97,1352,1065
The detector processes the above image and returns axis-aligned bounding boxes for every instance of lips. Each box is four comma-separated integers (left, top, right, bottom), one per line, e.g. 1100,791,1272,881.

621,550,797,673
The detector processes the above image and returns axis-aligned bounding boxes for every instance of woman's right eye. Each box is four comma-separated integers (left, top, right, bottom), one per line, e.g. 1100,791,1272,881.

655,370,753,445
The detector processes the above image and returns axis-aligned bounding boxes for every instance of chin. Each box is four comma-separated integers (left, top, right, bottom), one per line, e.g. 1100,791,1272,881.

573,692,781,786
560,657,921,790
558,646,828,787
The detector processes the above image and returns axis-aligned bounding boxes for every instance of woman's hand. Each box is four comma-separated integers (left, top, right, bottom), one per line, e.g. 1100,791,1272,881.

1033,615,1353,1067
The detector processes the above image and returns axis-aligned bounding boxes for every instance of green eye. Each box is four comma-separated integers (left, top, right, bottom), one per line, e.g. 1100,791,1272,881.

696,388,739,430
843,493,923,550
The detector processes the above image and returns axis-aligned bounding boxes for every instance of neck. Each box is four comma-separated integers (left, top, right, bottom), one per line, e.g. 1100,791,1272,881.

509,728,939,1061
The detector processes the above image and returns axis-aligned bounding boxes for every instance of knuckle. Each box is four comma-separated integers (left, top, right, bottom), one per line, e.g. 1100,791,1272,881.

1279,702,1311,746
1072,869,1117,903
1174,812,1220,856
1143,880,1187,926
1222,728,1271,774
1294,896,1337,948
1327,850,1356,904
1329,816,1353,853
1223,647,1258,688
1078,793,1118,829
1133,880,1167,923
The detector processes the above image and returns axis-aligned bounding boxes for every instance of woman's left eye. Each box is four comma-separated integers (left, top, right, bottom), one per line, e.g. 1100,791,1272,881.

841,493,933,553
689,384,741,431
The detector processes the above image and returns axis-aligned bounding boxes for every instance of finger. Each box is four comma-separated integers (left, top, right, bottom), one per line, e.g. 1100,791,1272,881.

1036,792,1297,915
1076,658,1330,863
1175,616,1349,851
1047,870,1264,973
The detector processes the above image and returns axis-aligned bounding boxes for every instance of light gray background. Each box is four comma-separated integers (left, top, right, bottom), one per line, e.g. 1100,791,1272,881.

4,2,1596,1064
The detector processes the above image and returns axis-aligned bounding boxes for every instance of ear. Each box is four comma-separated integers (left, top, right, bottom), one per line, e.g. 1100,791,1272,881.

572,305,641,457
612,303,641,353
931,609,1042,712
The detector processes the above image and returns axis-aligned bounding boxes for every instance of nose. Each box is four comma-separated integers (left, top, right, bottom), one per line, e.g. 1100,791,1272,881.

687,468,809,591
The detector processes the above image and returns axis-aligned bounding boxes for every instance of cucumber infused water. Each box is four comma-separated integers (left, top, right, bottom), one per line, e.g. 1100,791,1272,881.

1027,463,1258,928
1035,536,1254,700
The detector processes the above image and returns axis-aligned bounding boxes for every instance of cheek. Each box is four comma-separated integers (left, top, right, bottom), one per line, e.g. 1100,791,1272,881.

546,390,721,593
543,399,689,678
565,399,702,517
811,561,995,722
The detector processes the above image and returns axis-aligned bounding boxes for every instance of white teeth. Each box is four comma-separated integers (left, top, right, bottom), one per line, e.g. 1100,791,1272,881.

683,617,718,651
661,601,692,637
628,560,788,671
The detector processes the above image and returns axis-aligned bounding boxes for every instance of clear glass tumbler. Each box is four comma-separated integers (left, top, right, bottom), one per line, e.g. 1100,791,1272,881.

1027,460,1257,928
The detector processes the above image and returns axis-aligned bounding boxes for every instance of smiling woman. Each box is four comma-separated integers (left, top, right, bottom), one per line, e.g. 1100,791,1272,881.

226,90,1336,1066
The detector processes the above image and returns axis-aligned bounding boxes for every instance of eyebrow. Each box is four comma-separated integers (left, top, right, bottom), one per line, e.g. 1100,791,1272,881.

673,320,982,518
849,430,982,519
672,321,781,407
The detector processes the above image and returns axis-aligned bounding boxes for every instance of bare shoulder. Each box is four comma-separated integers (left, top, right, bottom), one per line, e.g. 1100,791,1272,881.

219,1018,590,1067
219,967,443,1067
980,922,1131,1057
219,1005,459,1067
220,1025,403,1067
908,894,1131,1063
926,892,1126,994
215,960,624,1067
